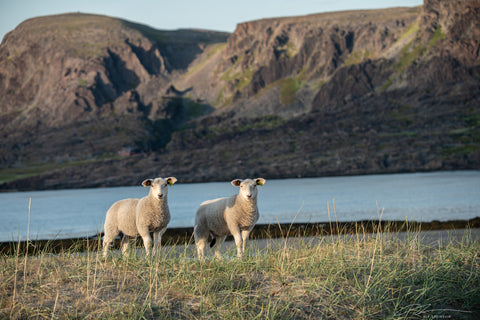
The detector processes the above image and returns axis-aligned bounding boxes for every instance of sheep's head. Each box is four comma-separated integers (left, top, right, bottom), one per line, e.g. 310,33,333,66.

232,178,266,201
142,177,177,200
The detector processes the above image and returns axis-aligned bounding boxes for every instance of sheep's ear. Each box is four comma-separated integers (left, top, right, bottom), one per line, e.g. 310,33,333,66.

142,179,153,187
255,178,266,186
231,179,242,187
166,177,177,186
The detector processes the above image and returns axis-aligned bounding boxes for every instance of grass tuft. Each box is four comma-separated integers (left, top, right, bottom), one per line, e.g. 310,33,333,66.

279,78,302,105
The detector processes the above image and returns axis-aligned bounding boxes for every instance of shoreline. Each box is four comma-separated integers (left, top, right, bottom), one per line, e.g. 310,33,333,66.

2,169,479,193
1,217,479,256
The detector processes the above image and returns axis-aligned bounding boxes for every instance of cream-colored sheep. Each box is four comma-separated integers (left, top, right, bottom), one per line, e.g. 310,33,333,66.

194,178,266,260
102,177,177,258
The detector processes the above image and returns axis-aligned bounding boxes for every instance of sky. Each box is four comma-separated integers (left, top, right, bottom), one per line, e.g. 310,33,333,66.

0,0,423,42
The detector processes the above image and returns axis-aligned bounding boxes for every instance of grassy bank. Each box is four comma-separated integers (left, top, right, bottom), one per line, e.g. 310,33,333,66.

1,225,479,319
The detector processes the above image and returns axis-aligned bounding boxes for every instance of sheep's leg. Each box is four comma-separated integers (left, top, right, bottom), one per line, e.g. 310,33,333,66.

194,225,208,261
120,235,131,256
102,238,111,259
212,236,226,259
143,235,152,256
138,227,152,256
195,237,206,261
102,228,118,259
232,229,244,258
241,230,251,256
152,228,166,257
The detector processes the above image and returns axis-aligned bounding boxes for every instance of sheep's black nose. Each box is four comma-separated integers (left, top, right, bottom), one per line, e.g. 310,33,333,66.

158,194,164,198
246,194,252,199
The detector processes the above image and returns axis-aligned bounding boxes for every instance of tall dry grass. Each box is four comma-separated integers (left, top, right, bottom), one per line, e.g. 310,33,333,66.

1,219,479,319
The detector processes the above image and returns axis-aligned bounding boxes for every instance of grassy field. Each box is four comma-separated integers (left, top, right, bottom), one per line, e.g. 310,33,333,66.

1,225,479,319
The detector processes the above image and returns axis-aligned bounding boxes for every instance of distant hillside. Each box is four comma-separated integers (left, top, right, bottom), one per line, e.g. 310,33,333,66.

0,13,228,167
1,0,479,191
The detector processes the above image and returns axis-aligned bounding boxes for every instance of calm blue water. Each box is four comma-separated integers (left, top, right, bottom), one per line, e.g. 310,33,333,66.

0,171,479,242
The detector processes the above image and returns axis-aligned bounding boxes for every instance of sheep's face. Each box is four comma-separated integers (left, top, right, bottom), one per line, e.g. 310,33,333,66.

142,177,177,200
232,178,266,201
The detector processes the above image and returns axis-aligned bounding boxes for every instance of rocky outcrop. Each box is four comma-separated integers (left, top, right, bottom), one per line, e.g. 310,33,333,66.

162,0,480,183
0,13,228,166
421,0,480,65
0,1,479,191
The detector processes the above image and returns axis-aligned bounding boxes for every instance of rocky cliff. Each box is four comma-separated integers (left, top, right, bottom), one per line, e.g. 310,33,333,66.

1,0,479,190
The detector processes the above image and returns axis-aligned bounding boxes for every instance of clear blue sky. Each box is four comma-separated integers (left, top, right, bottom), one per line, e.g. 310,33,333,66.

0,0,423,42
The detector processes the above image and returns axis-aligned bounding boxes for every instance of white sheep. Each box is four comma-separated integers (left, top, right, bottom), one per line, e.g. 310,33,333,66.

102,177,177,258
194,178,266,260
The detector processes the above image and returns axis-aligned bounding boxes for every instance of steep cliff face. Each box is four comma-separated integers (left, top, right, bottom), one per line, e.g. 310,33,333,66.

177,7,421,119
1,0,479,191
179,0,478,120
223,8,417,100
170,0,478,127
